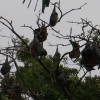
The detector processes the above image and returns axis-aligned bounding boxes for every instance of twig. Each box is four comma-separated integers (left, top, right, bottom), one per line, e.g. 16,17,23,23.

0,17,29,50
72,71,87,95
44,73,54,100
22,0,25,4
28,0,32,8
58,3,87,22
13,60,39,100
34,0,39,11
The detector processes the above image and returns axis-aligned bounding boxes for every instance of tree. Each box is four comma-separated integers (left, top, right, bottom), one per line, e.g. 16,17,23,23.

22,0,50,13
0,1,100,100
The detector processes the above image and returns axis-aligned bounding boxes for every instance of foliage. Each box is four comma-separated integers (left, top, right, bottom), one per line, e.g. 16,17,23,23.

42,0,50,13
0,1,100,100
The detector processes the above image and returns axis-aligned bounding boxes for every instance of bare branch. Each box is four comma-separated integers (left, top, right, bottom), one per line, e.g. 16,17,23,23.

0,17,30,50
58,3,87,22
28,0,32,8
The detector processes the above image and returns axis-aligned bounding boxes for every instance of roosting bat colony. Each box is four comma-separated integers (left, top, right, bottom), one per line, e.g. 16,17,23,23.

0,1,100,100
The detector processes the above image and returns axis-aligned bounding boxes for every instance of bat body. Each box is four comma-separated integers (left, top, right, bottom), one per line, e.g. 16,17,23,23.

35,25,48,42
30,34,47,57
49,4,58,27
69,40,80,59
1,56,11,75
81,42,100,71
57,72,68,86
53,46,61,62
9,85,21,100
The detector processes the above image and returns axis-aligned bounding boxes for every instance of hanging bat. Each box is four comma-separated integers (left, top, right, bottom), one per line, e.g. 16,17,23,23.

69,40,80,59
8,85,21,100
29,40,37,57
81,43,98,67
49,3,58,27
30,34,47,57
53,46,61,62
8,91,18,99
80,42,100,71
34,37,47,56
1,56,11,75
35,23,48,42
80,43,95,69
57,72,68,86
84,66,95,72
1,76,13,93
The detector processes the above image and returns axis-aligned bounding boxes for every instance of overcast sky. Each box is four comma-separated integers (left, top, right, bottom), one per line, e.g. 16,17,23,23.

0,0,100,77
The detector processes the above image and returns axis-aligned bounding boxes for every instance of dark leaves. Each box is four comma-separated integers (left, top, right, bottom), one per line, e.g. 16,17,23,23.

42,0,50,13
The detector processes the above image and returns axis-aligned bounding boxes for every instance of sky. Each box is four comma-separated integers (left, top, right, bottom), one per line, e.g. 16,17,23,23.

0,0,100,77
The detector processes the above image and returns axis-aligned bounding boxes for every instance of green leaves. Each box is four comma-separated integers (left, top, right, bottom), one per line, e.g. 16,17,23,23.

42,0,50,13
